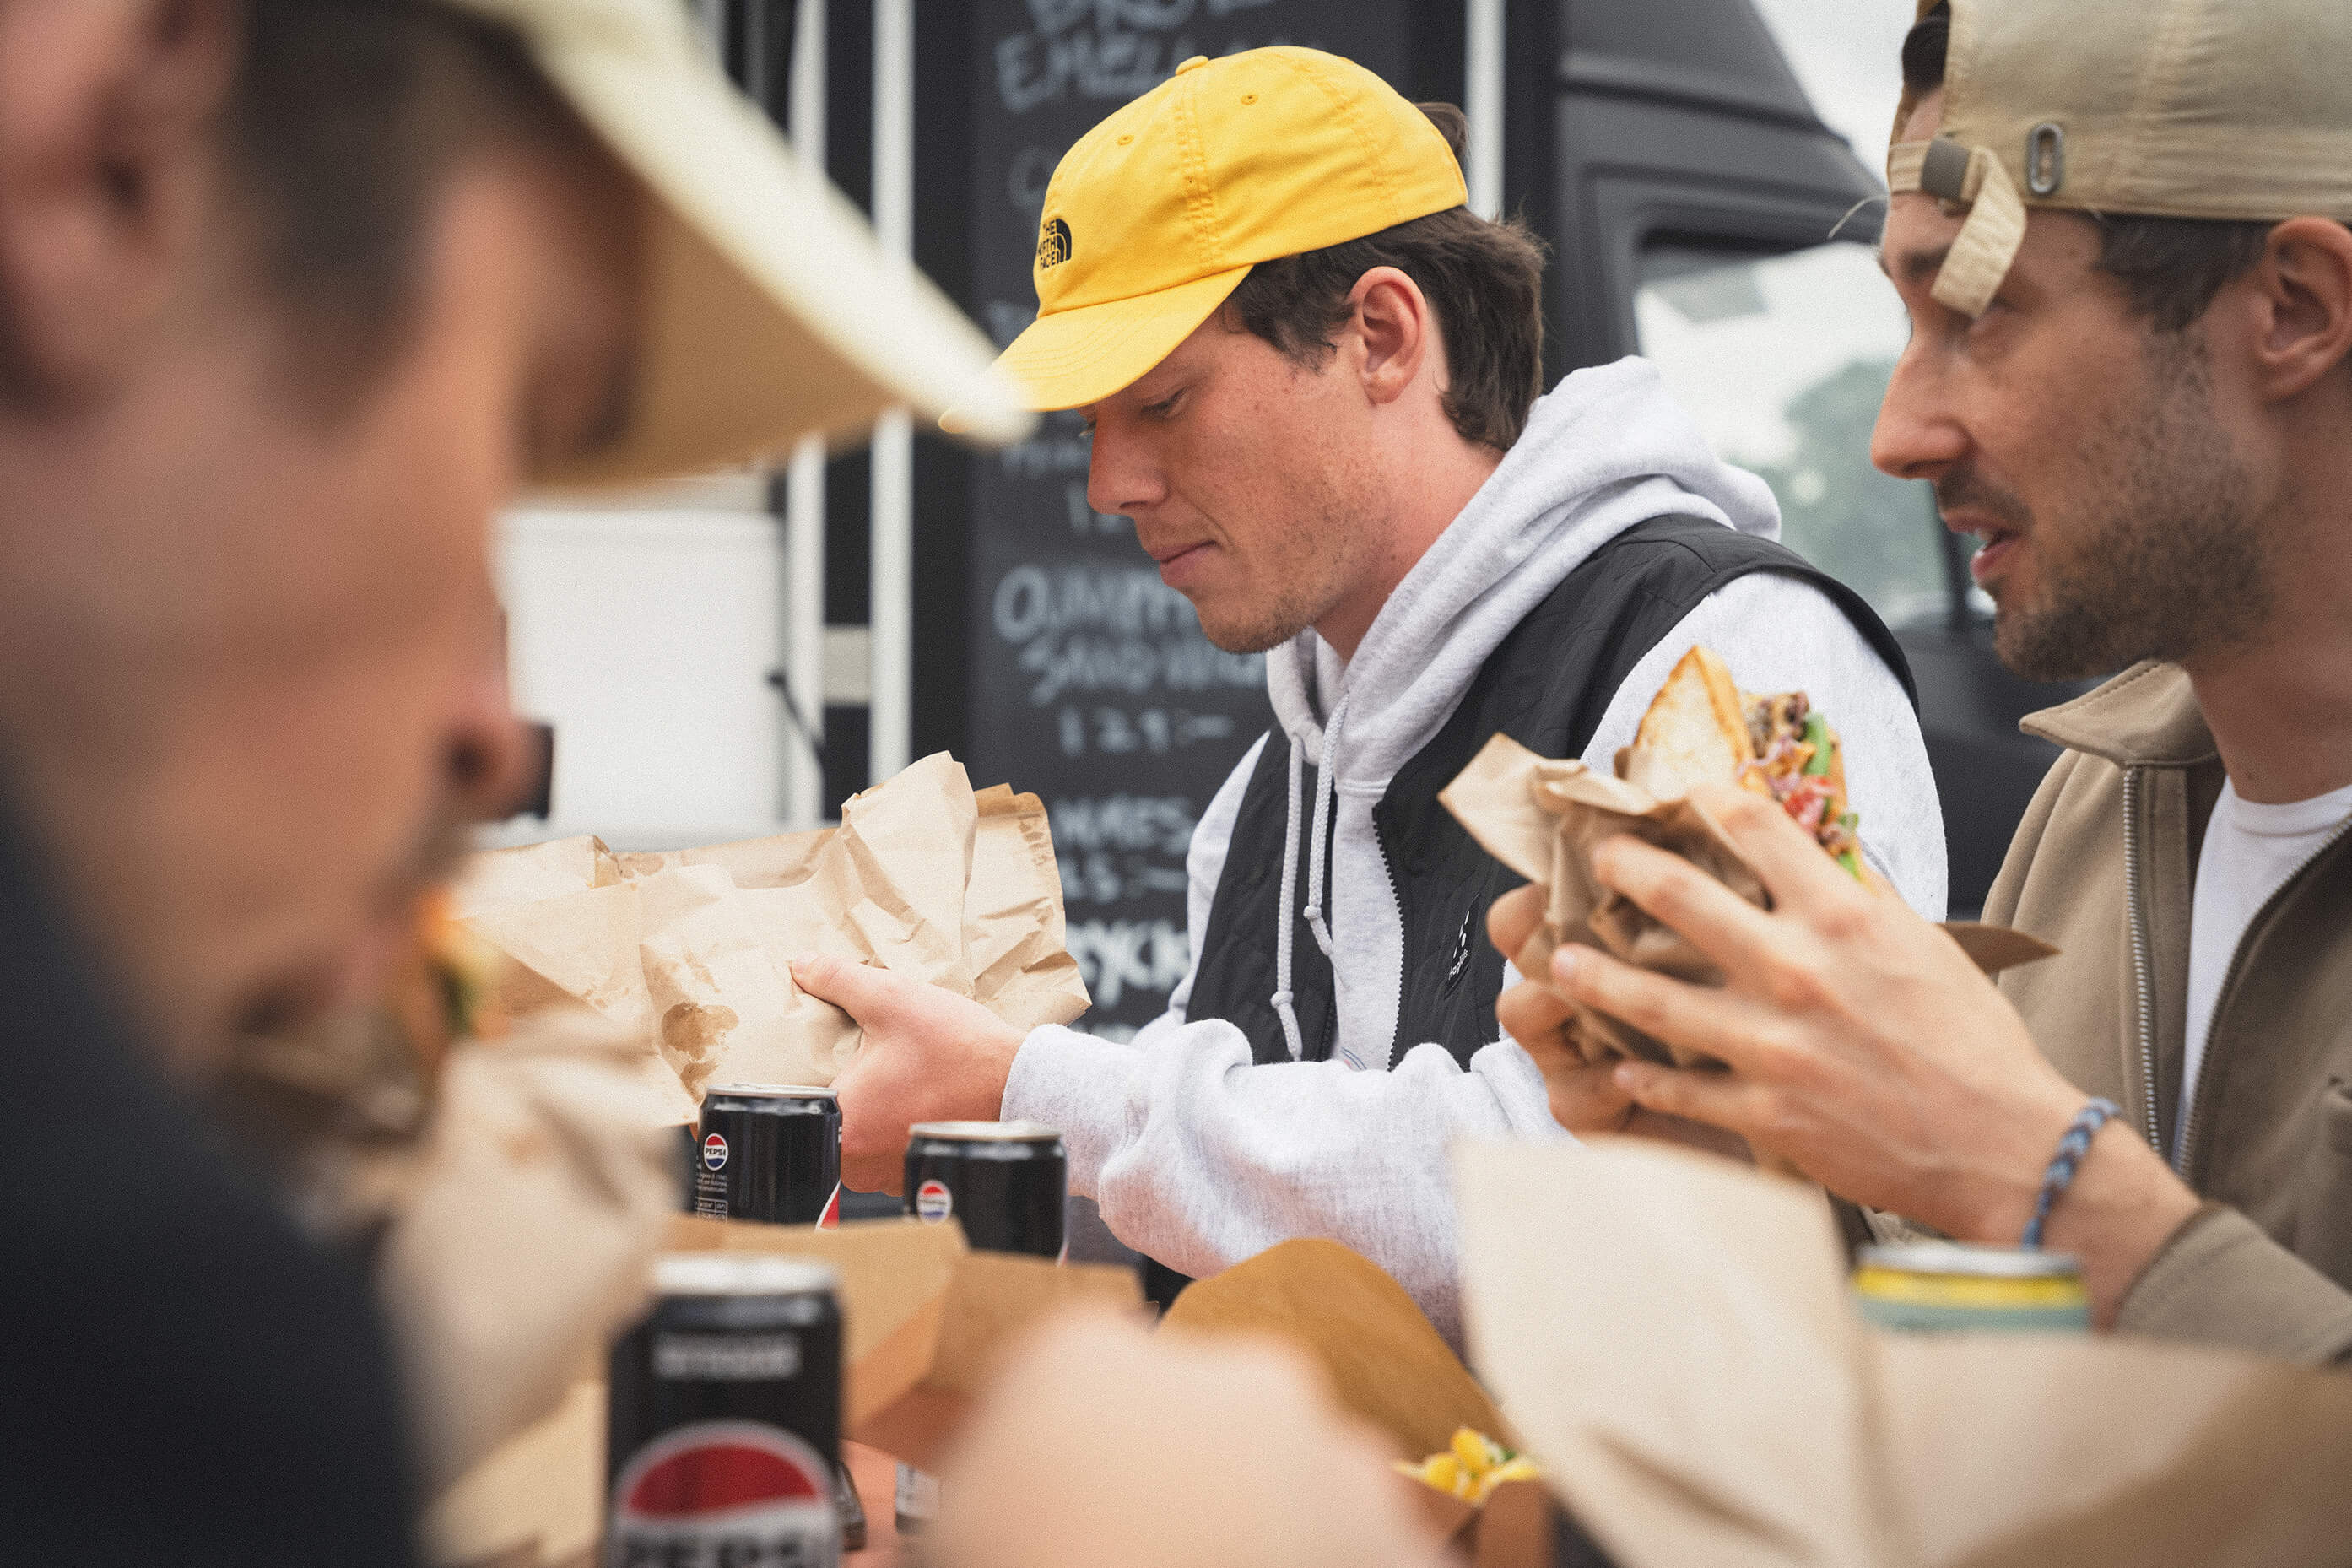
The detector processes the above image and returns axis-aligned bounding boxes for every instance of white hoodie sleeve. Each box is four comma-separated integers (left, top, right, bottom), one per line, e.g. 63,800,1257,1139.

1005,735,1565,1350
1001,576,1942,1347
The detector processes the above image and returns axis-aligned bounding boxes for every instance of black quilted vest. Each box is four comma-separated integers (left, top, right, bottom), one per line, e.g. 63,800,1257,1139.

1181,515,1914,1069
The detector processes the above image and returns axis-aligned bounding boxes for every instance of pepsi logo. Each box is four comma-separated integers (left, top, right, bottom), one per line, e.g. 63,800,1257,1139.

608,1419,837,1567
914,1179,952,1224
702,1133,729,1171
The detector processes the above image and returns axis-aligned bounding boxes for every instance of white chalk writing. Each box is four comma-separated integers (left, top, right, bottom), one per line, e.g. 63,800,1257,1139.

1066,917,1192,1009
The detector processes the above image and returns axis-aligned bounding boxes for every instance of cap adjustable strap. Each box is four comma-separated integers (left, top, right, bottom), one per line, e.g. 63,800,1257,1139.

1886,137,2028,319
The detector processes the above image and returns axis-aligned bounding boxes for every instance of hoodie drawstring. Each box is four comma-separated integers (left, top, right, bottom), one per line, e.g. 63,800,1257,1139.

1270,737,1309,1061
1303,691,1349,959
1270,689,1350,1060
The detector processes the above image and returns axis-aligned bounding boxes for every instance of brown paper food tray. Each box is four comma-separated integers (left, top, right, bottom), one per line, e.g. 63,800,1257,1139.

1163,1236,1512,1462
427,1216,1141,1565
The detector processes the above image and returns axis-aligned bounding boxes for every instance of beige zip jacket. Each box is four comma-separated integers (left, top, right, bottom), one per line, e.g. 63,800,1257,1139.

1985,662,2352,1363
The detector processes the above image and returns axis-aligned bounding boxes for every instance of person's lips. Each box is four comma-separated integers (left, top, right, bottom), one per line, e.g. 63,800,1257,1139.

1938,506,2025,591
1144,538,1215,590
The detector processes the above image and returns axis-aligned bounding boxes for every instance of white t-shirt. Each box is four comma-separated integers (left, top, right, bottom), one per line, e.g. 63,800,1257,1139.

2177,778,2352,1162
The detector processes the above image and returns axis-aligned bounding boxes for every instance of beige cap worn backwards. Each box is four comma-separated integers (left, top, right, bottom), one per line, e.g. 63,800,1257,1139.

445,0,1031,484
1888,0,2352,319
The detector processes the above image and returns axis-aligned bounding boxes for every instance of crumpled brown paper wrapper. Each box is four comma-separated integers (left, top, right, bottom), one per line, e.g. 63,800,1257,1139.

378,1014,682,1493
453,752,1091,1100
1439,734,2053,1068
1457,1138,2352,1568
217,1000,684,1501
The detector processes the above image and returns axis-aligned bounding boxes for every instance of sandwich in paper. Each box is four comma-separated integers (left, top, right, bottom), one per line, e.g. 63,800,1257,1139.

1439,646,2052,1068
1620,646,1868,884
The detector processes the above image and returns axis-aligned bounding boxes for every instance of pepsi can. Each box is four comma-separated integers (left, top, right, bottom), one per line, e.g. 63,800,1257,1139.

607,1254,841,1567
695,1084,842,1228
896,1121,1065,1532
901,1120,1065,1258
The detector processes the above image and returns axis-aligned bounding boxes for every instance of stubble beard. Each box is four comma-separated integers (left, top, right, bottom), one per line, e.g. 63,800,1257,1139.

1987,333,2273,683
1188,484,1368,657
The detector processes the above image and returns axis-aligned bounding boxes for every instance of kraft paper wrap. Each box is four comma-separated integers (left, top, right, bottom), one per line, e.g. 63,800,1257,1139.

214,999,682,1508
453,752,1091,1100
425,1217,1144,1567
1438,734,2054,1068
1456,1138,2352,1568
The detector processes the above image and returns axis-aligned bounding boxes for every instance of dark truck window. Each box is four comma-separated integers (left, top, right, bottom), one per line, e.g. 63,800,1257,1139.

1634,240,1950,630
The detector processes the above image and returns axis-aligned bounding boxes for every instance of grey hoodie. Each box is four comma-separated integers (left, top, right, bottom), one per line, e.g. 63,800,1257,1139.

1003,360,1945,1344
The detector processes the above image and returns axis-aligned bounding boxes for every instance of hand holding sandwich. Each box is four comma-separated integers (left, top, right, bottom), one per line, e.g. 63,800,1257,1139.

1472,647,2202,1326
1505,779,2200,1326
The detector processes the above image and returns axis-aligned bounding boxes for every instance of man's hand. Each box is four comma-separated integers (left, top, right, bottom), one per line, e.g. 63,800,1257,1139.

1489,884,1751,1163
1540,782,2198,1322
792,956,1024,1195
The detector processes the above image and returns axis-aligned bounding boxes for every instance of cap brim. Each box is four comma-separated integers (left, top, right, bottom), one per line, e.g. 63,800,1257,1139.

994,267,1252,413
505,9,1033,486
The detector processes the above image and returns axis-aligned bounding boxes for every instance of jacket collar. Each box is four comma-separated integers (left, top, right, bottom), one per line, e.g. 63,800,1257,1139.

2019,661,2219,768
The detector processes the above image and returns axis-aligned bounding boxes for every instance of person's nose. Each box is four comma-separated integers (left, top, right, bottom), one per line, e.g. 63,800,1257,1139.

1871,336,1967,484
1085,419,1167,520
442,657,533,825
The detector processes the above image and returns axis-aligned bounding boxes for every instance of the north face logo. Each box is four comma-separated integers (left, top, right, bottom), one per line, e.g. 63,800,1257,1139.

1038,216,1072,268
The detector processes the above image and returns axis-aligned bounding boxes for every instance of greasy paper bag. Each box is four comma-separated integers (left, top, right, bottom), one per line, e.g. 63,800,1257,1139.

1439,733,2052,1068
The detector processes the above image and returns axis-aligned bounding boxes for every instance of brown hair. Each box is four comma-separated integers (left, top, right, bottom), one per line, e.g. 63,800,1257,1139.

1901,1,2284,334
224,0,595,403
1223,102,1549,451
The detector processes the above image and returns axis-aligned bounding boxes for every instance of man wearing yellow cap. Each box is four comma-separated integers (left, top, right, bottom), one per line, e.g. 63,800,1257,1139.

0,0,1018,1555
801,46,1939,1338
1499,0,2352,1364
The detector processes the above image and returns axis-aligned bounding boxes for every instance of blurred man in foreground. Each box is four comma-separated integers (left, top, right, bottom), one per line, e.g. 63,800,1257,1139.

1499,0,2352,1362
0,0,1016,1559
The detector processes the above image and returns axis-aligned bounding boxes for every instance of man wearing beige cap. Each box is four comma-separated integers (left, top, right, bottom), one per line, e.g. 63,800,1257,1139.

1502,0,2352,1363
803,46,1941,1339
0,0,1016,1557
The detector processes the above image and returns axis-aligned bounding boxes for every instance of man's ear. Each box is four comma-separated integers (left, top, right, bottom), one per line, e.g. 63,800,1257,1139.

2246,216,2352,405
0,0,241,405
1347,266,1436,409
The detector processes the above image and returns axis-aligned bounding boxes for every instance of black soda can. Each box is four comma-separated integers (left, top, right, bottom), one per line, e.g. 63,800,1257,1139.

673,1122,701,1214
900,1120,1066,1258
607,1254,842,1568
695,1084,842,1228
896,1121,1065,1533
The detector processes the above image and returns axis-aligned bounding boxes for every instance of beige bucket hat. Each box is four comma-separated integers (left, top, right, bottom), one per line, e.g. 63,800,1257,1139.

1888,0,2352,318
446,0,1030,484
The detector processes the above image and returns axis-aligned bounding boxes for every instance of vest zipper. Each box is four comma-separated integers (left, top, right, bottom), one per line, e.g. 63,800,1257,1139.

1373,808,1405,1069
2122,768,2161,1151
2174,812,2352,1181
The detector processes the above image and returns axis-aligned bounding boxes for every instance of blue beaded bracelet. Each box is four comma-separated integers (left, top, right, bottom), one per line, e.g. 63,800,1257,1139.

2020,1097,2121,1249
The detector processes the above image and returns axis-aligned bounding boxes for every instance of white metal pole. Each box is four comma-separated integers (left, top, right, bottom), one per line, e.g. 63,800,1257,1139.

1465,0,1505,220
784,0,830,825
868,0,915,786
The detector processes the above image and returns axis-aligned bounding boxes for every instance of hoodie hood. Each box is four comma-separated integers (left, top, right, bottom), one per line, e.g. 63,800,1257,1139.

1267,356,1779,776
1258,357,1780,1060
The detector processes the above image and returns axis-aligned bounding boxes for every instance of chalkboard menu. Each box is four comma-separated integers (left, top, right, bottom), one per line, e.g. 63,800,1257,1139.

958,2,1414,1038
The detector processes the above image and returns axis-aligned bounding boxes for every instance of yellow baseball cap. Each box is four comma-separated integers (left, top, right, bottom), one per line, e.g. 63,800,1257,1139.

995,46,1468,414
1890,0,2352,318
444,0,1031,485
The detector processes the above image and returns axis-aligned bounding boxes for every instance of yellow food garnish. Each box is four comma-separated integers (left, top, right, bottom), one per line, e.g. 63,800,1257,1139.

1393,1428,1538,1506
421,889,506,1041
